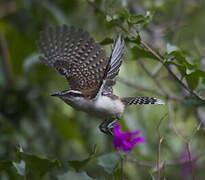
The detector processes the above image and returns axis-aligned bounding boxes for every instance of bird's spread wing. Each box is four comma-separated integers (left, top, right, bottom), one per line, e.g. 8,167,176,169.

101,35,124,95
121,97,164,105
38,25,109,99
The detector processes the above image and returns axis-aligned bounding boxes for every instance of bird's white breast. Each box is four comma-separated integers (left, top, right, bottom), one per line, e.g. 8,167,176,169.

67,95,125,118
94,95,125,117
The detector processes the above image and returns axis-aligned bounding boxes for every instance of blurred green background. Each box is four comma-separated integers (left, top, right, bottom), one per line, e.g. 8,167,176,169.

1,0,205,179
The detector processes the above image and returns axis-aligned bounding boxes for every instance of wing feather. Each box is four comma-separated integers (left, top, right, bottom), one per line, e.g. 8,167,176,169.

38,25,109,99
101,35,125,95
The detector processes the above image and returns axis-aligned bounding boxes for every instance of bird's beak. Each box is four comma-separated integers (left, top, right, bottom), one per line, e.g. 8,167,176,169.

50,92,61,97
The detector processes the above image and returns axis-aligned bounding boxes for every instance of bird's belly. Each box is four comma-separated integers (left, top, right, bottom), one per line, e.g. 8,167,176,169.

68,96,124,118
93,96,125,118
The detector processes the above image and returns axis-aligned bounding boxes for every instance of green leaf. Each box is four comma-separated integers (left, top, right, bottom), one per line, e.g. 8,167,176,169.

68,145,97,171
13,160,26,176
118,8,130,20
186,70,205,90
186,72,199,89
18,151,60,178
126,36,141,44
106,14,118,22
169,51,187,64
69,159,89,172
105,8,152,28
58,171,93,180
97,152,121,174
128,14,146,24
166,49,205,90
127,11,152,27
106,8,129,24
168,51,196,75
196,77,205,91
182,95,205,107
166,43,179,54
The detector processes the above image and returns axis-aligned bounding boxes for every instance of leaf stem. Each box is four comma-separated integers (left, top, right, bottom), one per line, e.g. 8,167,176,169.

186,143,195,180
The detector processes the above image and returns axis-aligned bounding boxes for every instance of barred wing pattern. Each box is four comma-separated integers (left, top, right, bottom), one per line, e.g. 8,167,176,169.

102,35,124,95
38,25,109,99
121,97,164,105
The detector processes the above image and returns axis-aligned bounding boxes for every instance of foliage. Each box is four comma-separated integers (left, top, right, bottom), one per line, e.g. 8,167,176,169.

1,0,205,179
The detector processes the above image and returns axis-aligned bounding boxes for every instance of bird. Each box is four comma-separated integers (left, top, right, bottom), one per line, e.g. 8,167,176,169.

37,25,164,134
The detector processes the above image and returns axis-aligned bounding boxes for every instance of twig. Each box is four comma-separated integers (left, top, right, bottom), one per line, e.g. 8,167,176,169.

152,63,164,77
117,19,204,102
127,151,205,167
156,114,167,180
168,103,188,142
157,137,164,180
119,77,164,96
140,40,205,103
127,158,153,167
119,77,182,101
195,108,205,129
138,60,168,97
87,0,204,103
120,20,204,102
86,0,104,14
186,143,195,180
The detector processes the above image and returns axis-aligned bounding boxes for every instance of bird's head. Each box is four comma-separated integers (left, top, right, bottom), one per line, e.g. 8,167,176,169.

50,90,84,102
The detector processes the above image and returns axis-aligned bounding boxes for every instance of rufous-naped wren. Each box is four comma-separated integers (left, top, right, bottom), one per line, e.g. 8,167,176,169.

38,25,164,134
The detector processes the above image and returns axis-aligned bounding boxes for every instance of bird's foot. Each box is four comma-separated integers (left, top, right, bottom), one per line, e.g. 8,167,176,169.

99,119,117,135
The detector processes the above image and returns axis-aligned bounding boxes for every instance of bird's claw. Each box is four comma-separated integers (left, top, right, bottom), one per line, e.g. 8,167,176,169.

99,119,117,135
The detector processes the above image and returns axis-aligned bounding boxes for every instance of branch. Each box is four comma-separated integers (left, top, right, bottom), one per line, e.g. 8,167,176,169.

195,108,205,129
86,0,205,103
117,20,204,102
119,77,182,101
138,60,168,96
140,40,205,103
86,0,104,14
156,137,164,180
0,31,14,88
127,151,205,168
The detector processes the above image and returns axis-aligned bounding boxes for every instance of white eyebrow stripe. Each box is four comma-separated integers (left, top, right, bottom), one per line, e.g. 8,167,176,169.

67,90,83,94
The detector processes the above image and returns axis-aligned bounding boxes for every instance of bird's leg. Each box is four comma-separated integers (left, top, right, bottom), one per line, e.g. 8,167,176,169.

107,120,117,130
99,119,113,135
99,119,117,135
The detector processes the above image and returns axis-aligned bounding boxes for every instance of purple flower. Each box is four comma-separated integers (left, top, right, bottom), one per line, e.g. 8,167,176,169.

112,123,146,152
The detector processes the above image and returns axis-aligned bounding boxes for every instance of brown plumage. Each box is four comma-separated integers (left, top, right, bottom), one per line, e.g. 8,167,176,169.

37,25,164,134
38,25,109,99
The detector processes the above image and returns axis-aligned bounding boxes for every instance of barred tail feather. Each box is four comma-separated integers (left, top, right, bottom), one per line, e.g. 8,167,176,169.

121,97,165,105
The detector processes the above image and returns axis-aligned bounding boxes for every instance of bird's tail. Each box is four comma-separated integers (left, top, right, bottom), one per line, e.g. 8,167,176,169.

121,97,165,106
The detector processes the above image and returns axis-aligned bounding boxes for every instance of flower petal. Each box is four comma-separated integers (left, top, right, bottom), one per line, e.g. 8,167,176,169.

112,123,146,152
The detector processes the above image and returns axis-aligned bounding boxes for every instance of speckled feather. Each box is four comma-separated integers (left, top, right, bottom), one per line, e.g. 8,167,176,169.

38,25,109,99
